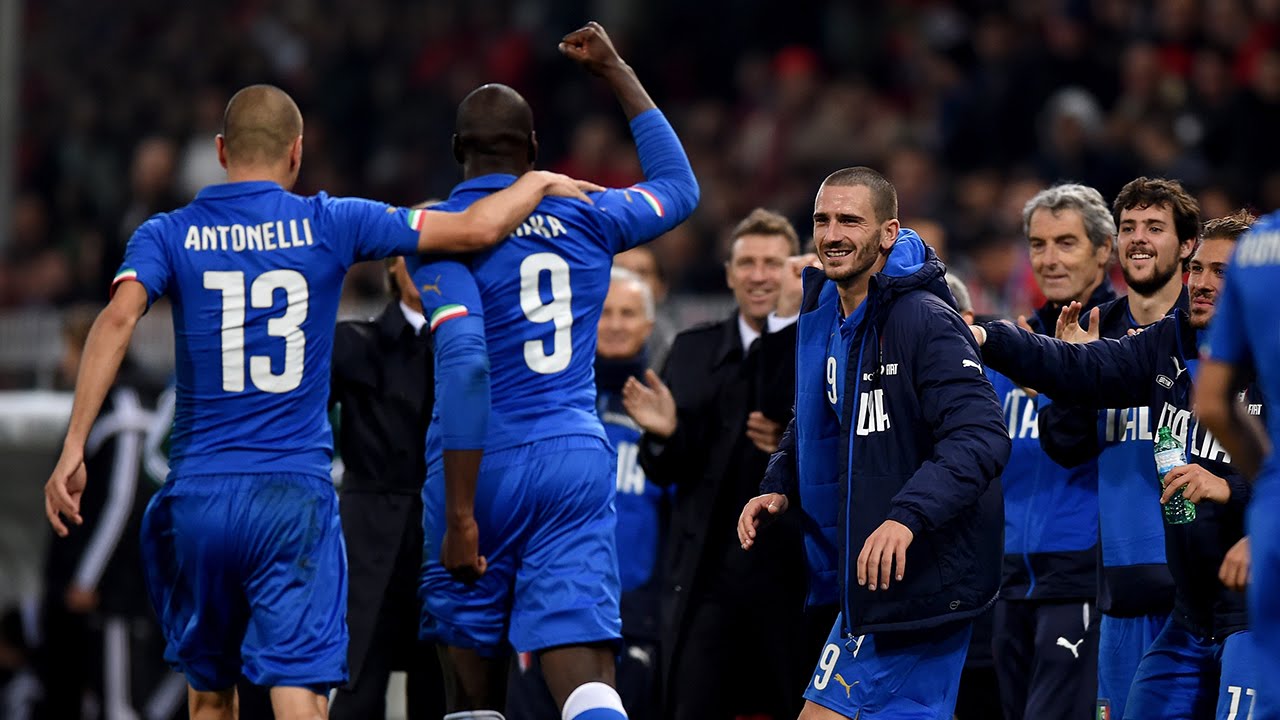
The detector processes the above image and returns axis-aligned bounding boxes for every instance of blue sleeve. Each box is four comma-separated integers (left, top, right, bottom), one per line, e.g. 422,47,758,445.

112,217,171,307
589,109,700,253
886,304,1011,535
980,318,1161,409
412,258,489,450
1036,399,1103,468
1203,269,1250,364
323,196,422,266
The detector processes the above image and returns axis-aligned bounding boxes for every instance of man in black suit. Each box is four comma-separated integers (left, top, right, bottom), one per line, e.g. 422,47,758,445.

623,208,821,720
327,257,445,720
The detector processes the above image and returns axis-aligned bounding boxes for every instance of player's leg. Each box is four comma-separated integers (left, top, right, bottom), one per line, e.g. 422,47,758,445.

1024,601,1098,720
991,598,1034,718
540,643,617,707
438,645,509,710
512,437,625,718
506,651,562,720
1214,630,1260,720
188,687,237,720
267,686,328,720
1122,618,1216,719
1097,611,1166,720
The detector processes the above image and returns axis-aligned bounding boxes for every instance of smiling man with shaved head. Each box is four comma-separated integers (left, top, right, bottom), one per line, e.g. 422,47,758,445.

42,82,599,720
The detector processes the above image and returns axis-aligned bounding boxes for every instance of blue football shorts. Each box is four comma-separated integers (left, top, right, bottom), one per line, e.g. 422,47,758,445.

803,613,971,719
1097,611,1168,720
419,435,622,654
140,472,347,692
1124,618,1259,720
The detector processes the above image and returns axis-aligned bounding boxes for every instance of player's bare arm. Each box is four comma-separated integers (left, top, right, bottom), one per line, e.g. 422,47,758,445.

415,170,603,253
441,449,487,583
559,22,656,120
738,492,789,550
45,281,148,536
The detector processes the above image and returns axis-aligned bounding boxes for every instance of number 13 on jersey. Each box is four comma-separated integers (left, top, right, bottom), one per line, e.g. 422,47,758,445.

203,269,308,394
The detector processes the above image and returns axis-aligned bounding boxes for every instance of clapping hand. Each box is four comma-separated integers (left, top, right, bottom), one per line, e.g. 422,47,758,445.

622,369,677,438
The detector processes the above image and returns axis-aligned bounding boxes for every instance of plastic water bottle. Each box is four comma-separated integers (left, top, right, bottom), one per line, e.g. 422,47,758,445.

1154,426,1196,525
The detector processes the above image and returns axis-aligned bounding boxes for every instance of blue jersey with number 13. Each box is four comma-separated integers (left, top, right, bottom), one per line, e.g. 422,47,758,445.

114,181,422,479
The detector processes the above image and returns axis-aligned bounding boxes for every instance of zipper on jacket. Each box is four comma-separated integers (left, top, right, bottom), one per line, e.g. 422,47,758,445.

842,326,871,636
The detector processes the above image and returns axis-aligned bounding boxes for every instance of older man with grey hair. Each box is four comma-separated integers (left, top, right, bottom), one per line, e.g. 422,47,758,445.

989,183,1117,720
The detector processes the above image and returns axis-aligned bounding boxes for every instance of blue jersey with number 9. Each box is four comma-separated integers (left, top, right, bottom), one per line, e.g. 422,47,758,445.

113,180,422,479
411,172,684,451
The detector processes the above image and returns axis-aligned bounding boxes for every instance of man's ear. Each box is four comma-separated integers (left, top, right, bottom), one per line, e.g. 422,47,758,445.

528,131,538,164
452,134,464,165
215,134,229,169
882,219,901,251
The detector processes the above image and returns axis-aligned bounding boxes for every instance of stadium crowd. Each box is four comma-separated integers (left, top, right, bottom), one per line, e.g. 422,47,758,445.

3,2,1280,720
6,0,1280,315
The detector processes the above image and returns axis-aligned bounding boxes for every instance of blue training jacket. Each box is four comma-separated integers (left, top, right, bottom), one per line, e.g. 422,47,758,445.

761,230,1009,636
981,310,1261,638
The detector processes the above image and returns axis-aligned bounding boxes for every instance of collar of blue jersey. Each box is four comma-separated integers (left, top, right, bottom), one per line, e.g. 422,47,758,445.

196,180,284,200
448,173,519,198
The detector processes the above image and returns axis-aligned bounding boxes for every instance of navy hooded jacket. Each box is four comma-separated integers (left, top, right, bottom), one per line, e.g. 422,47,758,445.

761,230,1009,636
980,310,1260,639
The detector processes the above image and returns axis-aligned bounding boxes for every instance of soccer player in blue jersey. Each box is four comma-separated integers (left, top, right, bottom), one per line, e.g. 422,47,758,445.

408,22,698,720
41,84,599,720
1197,209,1280,720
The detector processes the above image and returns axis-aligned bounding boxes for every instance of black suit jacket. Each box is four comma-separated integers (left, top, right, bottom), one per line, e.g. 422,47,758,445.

637,312,806,705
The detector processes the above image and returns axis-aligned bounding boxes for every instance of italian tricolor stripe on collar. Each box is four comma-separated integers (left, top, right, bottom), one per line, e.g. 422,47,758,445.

429,304,468,331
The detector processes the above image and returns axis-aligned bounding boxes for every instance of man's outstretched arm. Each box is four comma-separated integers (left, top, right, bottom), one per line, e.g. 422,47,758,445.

46,281,148,536
560,22,700,247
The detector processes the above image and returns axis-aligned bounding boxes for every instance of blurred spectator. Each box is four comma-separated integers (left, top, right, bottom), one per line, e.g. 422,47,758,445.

624,208,811,720
10,0,1279,315
34,313,179,720
613,245,677,369
326,258,445,720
